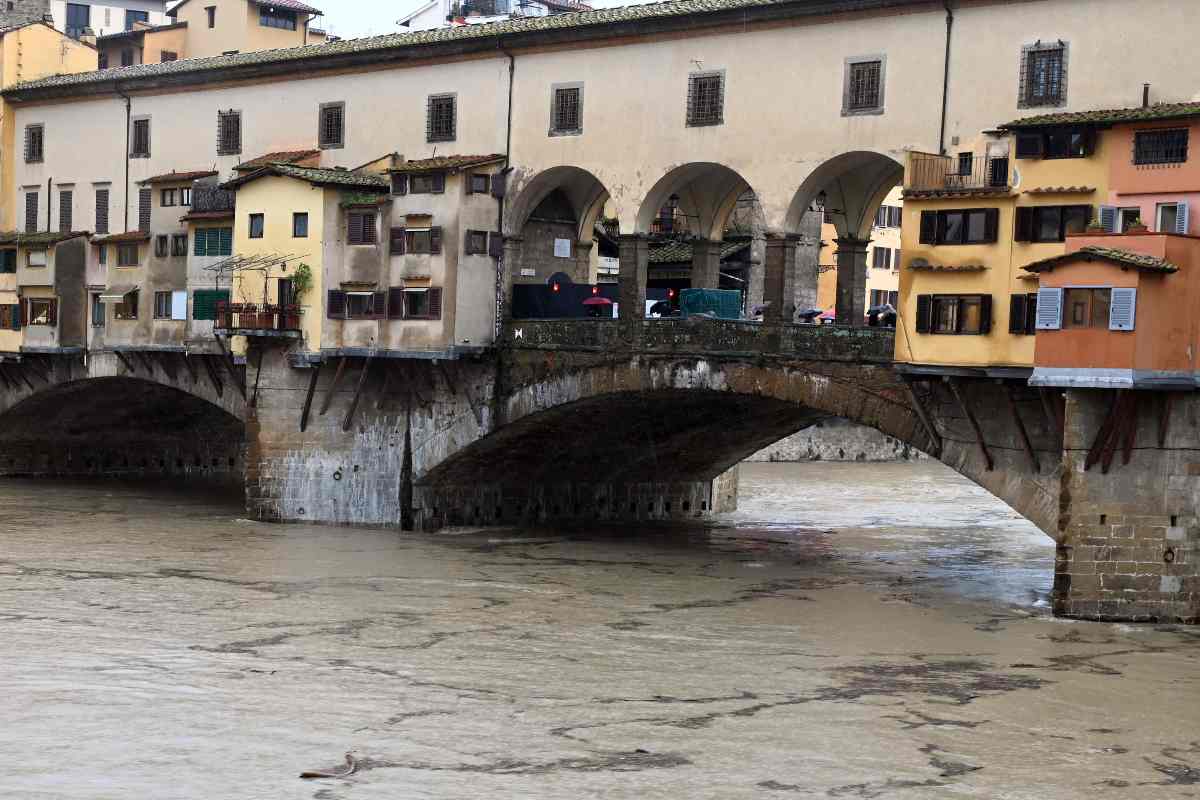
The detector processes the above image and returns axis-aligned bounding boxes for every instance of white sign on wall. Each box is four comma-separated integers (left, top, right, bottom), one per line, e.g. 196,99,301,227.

553,238,572,258
520,268,536,277
597,256,619,274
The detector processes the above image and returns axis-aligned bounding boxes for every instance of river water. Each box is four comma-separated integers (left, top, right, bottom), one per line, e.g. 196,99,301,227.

2,462,1199,799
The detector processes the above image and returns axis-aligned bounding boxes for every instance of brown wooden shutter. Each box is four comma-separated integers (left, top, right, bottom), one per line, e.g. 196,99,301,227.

391,174,407,195
47,299,58,326
19,299,26,327
491,170,506,199
1024,293,1038,335
918,211,936,244
430,227,442,255
488,232,504,258
95,188,109,234
1008,294,1026,334
1013,207,1033,242
915,294,931,333
428,287,442,320
362,213,377,244
390,227,406,255
326,289,346,318
983,208,999,242
387,287,404,319
978,295,993,334
138,188,152,232
347,213,363,245
432,173,445,194
371,290,387,319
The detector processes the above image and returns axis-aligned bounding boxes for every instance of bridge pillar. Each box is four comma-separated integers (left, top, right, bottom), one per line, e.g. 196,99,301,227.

834,235,870,326
762,233,798,324
618,233,649,330
794,210,823,313
691,238,721,289
499,234,523,325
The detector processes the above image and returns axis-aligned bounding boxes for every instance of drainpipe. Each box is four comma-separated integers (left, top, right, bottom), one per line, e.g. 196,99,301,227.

938,1,954,155
117,86,131,231
495,40,515,337
46,177,52,231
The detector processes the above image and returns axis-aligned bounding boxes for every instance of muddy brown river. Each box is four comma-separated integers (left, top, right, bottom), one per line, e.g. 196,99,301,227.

2,462,1199,799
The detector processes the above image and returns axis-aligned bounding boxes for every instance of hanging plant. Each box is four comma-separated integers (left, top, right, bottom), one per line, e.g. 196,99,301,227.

291,262,314,302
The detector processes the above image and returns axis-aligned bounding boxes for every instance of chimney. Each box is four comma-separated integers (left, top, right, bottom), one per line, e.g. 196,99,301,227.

1143,83,1151,109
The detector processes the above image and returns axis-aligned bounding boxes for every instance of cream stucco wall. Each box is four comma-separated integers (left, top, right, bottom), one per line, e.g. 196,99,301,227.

172,0,318,59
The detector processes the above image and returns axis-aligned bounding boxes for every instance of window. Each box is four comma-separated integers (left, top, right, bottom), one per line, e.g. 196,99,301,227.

870,289,899,309
24,124,43,163
193,227,233,257
843,57,885,115
1019,42,1067,108
468,173,490,194
180,187,192,207
389,227,406,254
205,6,215,27
95,188,109,234
160,51,178,62
874,205,901,228
65,3,89,38
138,188,151,232
248,213,264,239
192,289,230,320
161,188,177,207
870,246,892,269
347,212,376,245
387,287,443,320
0,250,15,273
957,152,974,176
117,243,139,266
217,110,241,156
344,292,383,319
426,94,456,142
26,298,57,326
404,227,442,255
1014,205,1091,243
1064,288,1111,329
124,9,148,29
1013,126,1094,160
0,304,20,331
171,234,188,256
114,290,138,320
91,293,104,327
26,250,46,268
465,229,488,255
97,245,106,267
259,5,297,28
154,291,173,319
155,235,169,257
918,208,999,245
1008,293,1039,335
293,212,308,238
409,173,445,194
318,102,344,149
687,72,724,126
1134,129,1188,166
1115,207,1143,232
131,118,150,158
59,190,72,233
25,192,37,233
121,48,134,67
550,84,583,135
914,294,992,335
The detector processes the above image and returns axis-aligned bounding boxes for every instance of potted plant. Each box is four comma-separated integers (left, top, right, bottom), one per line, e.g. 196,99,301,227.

1125,216,1148,233
286,263,313,330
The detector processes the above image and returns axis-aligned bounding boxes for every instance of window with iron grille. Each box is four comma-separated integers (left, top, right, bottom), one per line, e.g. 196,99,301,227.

427,94,456,142
843,57,884,114
1018,42,1067,108
550,84,582,135
318,102,344,149
131,117,151,157
217,110,241,156
138,188,151,232
686,72,723,127
24,124,44,163
1134,129,1189,166
95,188,109,234
25,192,38,233
59,190,72,233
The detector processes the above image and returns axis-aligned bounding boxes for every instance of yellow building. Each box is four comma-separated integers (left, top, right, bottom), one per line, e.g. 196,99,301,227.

164,0,326,62
896,123,1111,373
817,185,903,319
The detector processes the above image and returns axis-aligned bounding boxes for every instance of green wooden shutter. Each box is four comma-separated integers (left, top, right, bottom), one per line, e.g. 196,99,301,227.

218,228,233,256
192,289,230,320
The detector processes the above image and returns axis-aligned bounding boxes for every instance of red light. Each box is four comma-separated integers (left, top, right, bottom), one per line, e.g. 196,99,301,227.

592,285,599,295
667,288,676,299
552,282,560,293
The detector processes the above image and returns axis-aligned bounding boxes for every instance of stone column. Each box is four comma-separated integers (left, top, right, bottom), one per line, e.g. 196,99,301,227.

691,238,721,289
574,239,594,284
618,234,649,329
499,235,524,324
793,210,823,313
745,235,765,311
762,234,798,324
834,234,870,326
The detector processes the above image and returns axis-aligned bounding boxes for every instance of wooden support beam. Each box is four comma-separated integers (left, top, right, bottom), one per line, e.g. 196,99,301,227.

947,377,993,471
1038,387,1064,441
1003,383,1040,473
134,350,155,375
342,356,374,432
11,365,34,392
179,353,198,384
1086,391,1122,472
211,333,246,400
404,361,428,408
1120,393,1139,467
437,361,484,428
201,355,224,398
1158,392,1173,448
156,352,179,382
299,363,321,432
113,350,137,374
318,356,349,416
0,365,17,390
899,378,942,456
250,347,265,409
374,364,393,411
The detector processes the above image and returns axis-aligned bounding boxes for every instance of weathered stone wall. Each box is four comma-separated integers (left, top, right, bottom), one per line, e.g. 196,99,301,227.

748,418,928,463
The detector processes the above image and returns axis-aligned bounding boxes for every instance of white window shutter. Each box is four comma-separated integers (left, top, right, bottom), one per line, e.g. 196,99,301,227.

1109,288,1137,331
1098,205,1118,233
1176,201,1190,235
171,290,187,321
1035,287,1063,330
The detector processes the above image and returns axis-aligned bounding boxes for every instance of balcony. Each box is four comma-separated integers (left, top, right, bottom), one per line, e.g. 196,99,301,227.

213,303,303,337
906,152,1011,196
192,186,236,214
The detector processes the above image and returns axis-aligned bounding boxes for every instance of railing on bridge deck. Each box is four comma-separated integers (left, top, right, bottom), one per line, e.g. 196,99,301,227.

502,318,895,362
213,302,303,336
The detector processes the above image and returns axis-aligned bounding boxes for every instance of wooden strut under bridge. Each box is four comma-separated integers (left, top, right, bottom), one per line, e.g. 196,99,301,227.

108,347,236,400
1082,389,1170,475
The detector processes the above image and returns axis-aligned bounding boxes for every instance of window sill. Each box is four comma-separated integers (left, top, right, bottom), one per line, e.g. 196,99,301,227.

841,107,884,117
319,142,344,150
685,119,723,128
548,128,583,137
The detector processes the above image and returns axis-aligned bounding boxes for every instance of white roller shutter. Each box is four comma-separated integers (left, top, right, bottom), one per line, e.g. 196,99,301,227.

1109,288,1137,331
1098,205,1118,233
1035,287,1063,330
171,290,187,321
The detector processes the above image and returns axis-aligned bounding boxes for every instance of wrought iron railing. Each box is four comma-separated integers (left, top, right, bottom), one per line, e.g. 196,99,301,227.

907,152,1009,192
192,185,236,213
215,302,302,333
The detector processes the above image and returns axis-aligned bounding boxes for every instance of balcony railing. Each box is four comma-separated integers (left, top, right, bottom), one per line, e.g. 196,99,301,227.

192,185,236,213
907,152,1010,193
214,302,303,335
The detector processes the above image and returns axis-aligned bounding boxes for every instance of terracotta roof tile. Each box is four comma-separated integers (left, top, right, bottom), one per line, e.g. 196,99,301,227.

92,231,152,244
234,149,320,171
0,230,89,246
1000,102,1200,130
181,210,235,221
249,0,322,13
223,163,388,190
1022,245,1179,274
906,262,987,272
140,169,218,184
902,188,1014,200
648,239,750,264
1024,186,1096,194
389,154,505,173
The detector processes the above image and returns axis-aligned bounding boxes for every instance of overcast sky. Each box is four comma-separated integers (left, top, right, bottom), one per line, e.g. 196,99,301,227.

315,0,639,40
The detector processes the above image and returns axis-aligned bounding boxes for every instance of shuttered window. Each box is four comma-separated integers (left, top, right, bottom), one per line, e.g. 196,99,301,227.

172,234,188,256
687,72,724,126
326,289,346,319
95,188,110,234
131,118,151,157
138,188,152,232
1035,287,1063,330
217,111,241,155
25,192,38,233
465,229,488,255
391,174,408,195
0,304,22,330
59,190,73,233
347,212,376,245
155,235,169,257
389,227,406,255
918,208,999,245
24,124,44,163
1014,205,1091,243
913,294,991,335
1109,288,1137,331
404,227,442,254
193,227,233,257
192,289,230,320
409,173,445,194
318,102,344,149
1008,293,1039,335
426,94,456,142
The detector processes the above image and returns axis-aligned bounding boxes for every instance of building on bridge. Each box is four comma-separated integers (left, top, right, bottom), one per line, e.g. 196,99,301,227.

397,0,590,32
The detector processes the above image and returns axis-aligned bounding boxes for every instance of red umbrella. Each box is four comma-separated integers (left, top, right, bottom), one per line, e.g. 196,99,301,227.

582,296,613,306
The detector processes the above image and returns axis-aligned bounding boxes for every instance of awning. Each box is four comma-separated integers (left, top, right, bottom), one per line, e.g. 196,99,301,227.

99,285,138,302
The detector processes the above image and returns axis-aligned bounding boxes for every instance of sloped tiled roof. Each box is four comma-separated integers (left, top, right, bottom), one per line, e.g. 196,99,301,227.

1021,245,1179,274
1024,186,1095,195
140,169,218,184
92,231,152,244
181,210,235,221
648,239,750,264
6,0,928,99
234,149,320,171
97,21,187,42
1000,102,1200,130
223,163,388,190
170,0,322,17
906,262,987,272
0,230,89,246
389,154,505,173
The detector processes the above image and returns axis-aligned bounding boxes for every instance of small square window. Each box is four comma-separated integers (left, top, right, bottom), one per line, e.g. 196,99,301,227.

293,212,308,238
117,242,139,266
161,188,176,207
843,57,884,115
550,84,583,135
114,290,138,320
426,94,456,143
410,173,445,194
26,298,55,326
248,213,264,239
469,173,489,194
347,211,376,245
687,72,723,127
466,230,488,254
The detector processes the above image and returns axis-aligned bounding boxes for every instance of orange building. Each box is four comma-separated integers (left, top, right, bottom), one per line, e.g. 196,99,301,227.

1027,232,1200,388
